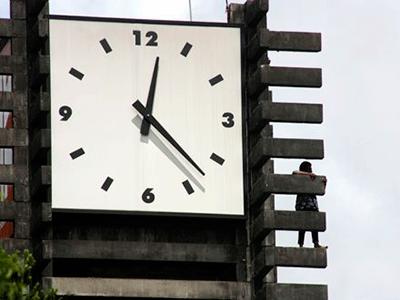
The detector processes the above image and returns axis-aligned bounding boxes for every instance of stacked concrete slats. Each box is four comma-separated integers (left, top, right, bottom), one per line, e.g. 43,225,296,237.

229,0,327,299
0,1,32,251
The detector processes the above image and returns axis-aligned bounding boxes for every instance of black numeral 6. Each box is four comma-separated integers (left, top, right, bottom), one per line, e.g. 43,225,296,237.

142,188,155,203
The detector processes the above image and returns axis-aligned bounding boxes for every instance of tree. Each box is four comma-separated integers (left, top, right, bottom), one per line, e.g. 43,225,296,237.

0,248,58,299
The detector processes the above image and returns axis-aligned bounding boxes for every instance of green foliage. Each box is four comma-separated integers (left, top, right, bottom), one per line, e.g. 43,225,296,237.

0,248,58,300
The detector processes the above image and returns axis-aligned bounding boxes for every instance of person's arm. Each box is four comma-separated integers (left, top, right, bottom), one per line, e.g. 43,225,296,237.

292,170,316,180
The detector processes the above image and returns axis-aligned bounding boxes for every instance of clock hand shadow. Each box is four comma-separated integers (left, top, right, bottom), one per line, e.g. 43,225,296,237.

132,115,205,192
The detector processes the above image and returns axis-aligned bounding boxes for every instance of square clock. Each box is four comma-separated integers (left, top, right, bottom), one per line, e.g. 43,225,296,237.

49,16,245,217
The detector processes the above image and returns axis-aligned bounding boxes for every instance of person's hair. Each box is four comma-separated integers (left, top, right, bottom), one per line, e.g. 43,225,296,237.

299,161,312,172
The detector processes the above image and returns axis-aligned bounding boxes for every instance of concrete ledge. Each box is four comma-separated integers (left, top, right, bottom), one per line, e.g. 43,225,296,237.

254,247,327,278
0,165,29,184
31,129,50,159
0,202,31,220
40,92,50,111
252,210,326,241
256,283,328,300
43,277,250,299
250,102,323,131
0,239,31,252
252,174,326,203
0,56,27,72
0,202,16,220
248,29,321,59
249,65,322,96
0,92,27,110
42,202,52,222
42,240,241,263
0,129,28,147
250,137,324,167
245,0,268,26
31,165,51,195
0,20,26,37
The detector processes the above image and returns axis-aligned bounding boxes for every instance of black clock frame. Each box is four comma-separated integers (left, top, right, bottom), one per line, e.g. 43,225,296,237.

48,14,249,219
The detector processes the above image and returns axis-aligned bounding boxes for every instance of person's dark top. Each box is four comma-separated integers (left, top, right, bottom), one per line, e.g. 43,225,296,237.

295,194,318,211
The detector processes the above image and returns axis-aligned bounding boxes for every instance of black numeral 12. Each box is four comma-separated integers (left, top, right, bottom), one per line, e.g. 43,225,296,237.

133,30,158,46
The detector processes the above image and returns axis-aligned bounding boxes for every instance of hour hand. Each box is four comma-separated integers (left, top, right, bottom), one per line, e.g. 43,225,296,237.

133,100,205,176
140,56,159,136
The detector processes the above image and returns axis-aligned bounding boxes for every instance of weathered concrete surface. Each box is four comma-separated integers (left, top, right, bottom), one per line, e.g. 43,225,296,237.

0,129,28,146
41,202,52,222
0,239,31,252
248,29,321,59
30,129,50,159
250,137,324,167
249,65,322,95
43,277,250,299
252,173,326,203
0,165,29,184
256,283,328,300
42,240,241,263
0,20,26,37
252,210,326,241
31,165,50,195
228,3,245,24
245,0,269,25
0,92,27,110
0,202,31,220
250,101,323,132
254,246,327,278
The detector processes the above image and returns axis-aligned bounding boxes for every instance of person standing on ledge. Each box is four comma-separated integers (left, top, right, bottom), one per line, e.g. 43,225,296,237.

293,161,327,249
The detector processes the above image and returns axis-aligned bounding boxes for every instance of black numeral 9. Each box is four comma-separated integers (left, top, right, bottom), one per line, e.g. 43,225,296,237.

142,188,155,203
133,30,158,46
222,112,234,128
59,105,72,121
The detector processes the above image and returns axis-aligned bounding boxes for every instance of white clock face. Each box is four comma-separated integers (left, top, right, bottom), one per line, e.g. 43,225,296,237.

49,17,244,216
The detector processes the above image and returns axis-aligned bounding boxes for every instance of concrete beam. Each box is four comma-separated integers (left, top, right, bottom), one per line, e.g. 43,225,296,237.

41,92,50,111
0,56,26,72
0,166,29,184
0,202,31,220
252,173,326,203
0,129,28,147
42,240,240,263
256,283,328,300
245,0,269,26
249,65,322,96
254,247,327,278
11,0,26,19
250,137,324,167
0,202,16,220
0,239,31,252
31,165,50,196
248,29,321,60
0,92,27,111
31,129,50,159
43,277,250,299
250,102,323,131
42,202,52,222
0,20,26,37
252,210,326,242
228,4,245,24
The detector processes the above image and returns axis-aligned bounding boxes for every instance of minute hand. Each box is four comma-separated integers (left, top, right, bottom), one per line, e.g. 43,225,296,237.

133,100,205,176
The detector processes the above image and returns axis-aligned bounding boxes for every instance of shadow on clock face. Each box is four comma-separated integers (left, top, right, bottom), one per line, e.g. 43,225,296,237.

131,115,205,192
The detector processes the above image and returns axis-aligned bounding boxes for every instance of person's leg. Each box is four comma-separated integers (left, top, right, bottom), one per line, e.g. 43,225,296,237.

312,231,319,245
298,230,305,247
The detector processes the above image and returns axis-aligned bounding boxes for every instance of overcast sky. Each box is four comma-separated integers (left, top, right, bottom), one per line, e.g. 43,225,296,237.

2,0,398,298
